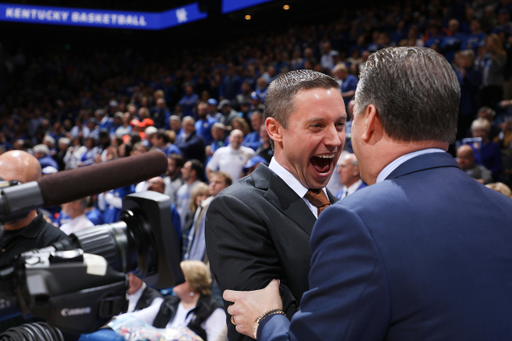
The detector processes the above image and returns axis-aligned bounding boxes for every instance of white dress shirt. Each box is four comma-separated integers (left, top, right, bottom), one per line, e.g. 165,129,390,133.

269,157,328,219
60,214,94,235
339,179,364,199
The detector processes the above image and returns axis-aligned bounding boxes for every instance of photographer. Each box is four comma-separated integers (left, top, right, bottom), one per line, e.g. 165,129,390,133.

0,150,68,331
0,150,68,268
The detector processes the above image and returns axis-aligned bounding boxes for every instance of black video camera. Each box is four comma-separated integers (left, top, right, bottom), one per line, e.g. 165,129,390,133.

0,191,183,334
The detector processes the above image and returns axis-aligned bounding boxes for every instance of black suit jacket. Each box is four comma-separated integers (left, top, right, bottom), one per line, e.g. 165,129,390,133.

205,164,337,341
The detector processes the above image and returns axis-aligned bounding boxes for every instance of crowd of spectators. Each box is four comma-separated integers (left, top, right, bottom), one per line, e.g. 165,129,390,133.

0,0,512,262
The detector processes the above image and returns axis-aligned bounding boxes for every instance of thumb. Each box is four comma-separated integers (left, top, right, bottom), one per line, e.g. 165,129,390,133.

267,279,280,290
223,289,238,303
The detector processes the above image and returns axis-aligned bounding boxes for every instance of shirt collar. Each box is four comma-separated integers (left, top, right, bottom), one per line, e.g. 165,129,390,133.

343,179,363,196
269,157,308,198
268,157,328,198
376,148,445,183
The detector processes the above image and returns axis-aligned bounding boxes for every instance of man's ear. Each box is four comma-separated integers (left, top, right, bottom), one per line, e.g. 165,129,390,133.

361,104,382,143
266,118,283,144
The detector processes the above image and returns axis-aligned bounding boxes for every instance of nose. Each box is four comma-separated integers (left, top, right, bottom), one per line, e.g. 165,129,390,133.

324,124,344,149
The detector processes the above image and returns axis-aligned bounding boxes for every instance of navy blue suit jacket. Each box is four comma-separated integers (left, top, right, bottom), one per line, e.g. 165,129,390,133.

259,152,512,341
175,131,206,163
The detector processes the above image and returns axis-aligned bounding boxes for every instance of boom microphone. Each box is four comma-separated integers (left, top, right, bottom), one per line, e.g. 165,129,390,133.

0,151,168,221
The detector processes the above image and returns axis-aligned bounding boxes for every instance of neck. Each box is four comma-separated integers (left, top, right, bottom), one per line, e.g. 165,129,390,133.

127,283,143,295
4,210,38,231
70,211,83,219
180,293,200,309
187,177,197,185
363,140,448,185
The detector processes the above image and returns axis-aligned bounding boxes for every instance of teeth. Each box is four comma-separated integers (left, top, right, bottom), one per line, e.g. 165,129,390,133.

315,154,335,159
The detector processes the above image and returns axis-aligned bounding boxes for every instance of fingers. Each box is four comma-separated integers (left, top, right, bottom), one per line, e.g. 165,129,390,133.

223,289,237,303
227,303,236,316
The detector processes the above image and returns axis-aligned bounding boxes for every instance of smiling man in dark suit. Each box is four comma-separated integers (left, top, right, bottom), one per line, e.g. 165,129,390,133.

224,47,512,341
205,69,346,341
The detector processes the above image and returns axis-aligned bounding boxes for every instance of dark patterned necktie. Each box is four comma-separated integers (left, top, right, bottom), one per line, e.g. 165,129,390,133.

304,189,331,216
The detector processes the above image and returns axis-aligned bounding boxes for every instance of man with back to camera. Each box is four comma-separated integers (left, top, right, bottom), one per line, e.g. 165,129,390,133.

224,47,512,341
205,69,345,341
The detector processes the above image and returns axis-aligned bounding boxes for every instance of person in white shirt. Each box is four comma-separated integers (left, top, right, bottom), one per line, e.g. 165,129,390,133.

126,261,227,341
125,273,163,313
206,129,255,182
335,153,367,199
60,197,94,235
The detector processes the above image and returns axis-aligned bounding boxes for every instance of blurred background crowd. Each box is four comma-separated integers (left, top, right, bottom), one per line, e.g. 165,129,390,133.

0,0,512,256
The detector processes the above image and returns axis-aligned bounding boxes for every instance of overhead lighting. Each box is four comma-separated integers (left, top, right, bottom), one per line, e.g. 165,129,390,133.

283,5,290,10
245,14,251,20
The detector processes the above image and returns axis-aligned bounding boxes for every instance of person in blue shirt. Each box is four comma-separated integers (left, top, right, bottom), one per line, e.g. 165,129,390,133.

471,117,503,181
243,111,264,151
254,77,268,103
152,98,171,129
461,19,487,53
390,20,408,44
492,9,511,36
85,195,105,226
95,109,113,132
33,144,59,171
195,102,218,145
454,49,482,141
152,129,181,157
440,19,465,62
333,63,358,109
178,85,199,119
103,184,135,224
220,66,242,101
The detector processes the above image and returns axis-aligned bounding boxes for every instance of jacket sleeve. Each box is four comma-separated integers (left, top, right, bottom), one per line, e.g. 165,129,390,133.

205,192,301,341
258,204,391,341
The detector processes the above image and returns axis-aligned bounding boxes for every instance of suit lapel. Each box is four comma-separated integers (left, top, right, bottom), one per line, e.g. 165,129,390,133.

252,164,317,235
386,152,460,180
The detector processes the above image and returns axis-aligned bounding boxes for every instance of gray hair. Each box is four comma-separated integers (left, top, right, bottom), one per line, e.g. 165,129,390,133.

264,69,340,128
348,153,359,167
182,116,195,124
355,47,460,144
43,135,55,147
77,197,89,211
59,137,71,146
33,144,50,155
212,122,226,130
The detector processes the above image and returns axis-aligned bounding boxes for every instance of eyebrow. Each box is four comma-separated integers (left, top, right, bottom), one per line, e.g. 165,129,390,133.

306,115,347,123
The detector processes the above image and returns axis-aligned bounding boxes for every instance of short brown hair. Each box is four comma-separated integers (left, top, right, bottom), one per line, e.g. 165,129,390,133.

264,69,340,128
210,171,233,187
